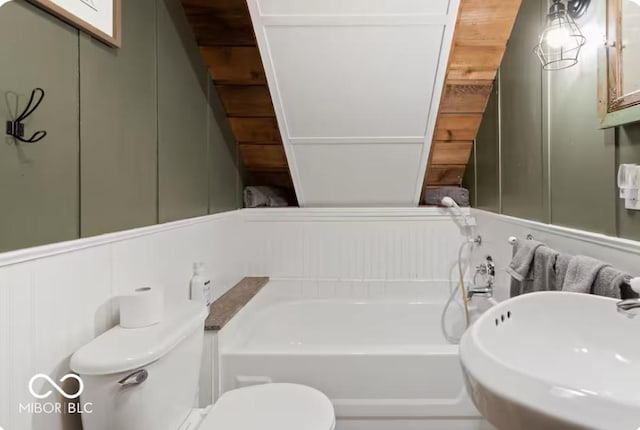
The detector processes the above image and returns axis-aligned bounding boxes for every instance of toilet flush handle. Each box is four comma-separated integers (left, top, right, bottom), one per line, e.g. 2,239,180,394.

118,369,148,387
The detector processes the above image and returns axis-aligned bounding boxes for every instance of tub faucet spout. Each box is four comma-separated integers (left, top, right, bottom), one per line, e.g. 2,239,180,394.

468,256,494,300
617,299,640,318
467,285,493,300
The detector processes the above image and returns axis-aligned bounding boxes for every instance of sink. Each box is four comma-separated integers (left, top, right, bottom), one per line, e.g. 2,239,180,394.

460,291,640,430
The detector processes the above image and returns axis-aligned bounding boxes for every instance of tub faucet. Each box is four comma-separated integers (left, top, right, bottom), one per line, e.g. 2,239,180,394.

467,285,493,300
616,278,640,318
617,299,640,318
467,256,494,299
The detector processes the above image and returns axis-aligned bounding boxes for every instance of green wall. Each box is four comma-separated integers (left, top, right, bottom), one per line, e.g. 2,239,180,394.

0,0,242,252
466,0,640,241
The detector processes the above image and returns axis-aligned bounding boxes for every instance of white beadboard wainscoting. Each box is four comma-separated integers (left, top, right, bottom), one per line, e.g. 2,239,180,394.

240,207,472,281
472,209,640,302
0,211,244,430
6,206,640,430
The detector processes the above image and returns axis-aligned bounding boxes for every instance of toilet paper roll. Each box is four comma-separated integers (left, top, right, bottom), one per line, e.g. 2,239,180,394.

119,287,164,329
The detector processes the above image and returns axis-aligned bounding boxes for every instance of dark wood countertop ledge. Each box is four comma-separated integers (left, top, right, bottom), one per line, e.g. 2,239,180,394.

205,277,269,331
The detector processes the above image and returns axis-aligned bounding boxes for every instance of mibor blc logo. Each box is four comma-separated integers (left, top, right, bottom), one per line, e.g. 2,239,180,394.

19,373,93,415
29,374,84,399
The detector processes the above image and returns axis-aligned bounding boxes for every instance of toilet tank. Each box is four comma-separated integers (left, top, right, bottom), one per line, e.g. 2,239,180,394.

71,301,208,430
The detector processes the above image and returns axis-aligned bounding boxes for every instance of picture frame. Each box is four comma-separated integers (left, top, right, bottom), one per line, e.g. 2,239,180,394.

598,0,640,128
28,0,121,48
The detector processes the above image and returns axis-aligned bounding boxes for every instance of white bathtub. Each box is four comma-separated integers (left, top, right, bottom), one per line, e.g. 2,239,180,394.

218,280,494,430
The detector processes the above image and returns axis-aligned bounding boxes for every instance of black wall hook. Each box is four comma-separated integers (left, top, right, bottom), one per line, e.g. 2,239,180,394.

5,88,47,143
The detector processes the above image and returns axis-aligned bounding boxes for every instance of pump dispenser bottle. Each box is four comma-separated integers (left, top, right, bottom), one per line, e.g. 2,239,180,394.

190,262,211,306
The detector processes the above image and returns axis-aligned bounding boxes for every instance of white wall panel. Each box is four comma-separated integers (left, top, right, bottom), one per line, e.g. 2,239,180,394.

242,208,468,280
0,263,36,430
0,211,244,430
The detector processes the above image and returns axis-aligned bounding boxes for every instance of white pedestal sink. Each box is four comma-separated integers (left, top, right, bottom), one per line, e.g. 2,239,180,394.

460,291,640,430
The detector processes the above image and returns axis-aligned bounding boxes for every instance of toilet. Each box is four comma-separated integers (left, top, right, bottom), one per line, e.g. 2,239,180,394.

70,301,335,430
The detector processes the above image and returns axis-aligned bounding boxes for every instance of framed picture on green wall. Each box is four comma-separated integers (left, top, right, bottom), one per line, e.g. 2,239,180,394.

599,0,640,128
28,0,121,47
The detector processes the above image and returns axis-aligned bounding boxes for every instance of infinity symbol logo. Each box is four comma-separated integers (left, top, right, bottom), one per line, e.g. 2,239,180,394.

28,374,84,400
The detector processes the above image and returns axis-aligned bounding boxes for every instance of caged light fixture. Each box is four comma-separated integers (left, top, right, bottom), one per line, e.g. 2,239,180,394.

534,0,591,71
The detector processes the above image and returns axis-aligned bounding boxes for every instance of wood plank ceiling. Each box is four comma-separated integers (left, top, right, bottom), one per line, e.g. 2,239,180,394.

181,0,295,194
422,0,522,196
181,0,522,205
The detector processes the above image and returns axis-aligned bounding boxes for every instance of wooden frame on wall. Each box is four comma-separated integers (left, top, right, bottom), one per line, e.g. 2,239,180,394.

599,0,640,128
28,0,121,47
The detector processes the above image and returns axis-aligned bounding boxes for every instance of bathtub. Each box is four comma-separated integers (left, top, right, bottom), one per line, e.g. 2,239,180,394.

218,280,494,430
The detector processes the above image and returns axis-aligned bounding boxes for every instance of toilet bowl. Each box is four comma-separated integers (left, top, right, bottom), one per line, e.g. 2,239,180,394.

70,301,335,430
199,383,335,430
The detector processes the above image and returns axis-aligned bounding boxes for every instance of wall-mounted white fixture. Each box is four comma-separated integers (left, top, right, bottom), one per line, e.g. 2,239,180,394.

617,163,640,210
534,0,590,70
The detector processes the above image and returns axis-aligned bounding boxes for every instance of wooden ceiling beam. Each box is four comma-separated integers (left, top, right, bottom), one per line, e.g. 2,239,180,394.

431,141,473,165
228,117,281,144
434,114,483,141
181,0,296,195
216,85,275,117
422,0,522,197
201,47,266,85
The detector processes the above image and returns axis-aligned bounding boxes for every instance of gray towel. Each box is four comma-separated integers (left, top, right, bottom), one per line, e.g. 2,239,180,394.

555,253,571,288
423,186,470,207
592,266,627,299
562,256,608,294
508,240,544,297
243,186,289,208
526,246,560,294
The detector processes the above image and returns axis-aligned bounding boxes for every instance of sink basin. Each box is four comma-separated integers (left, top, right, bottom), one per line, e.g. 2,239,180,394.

460,291,640,430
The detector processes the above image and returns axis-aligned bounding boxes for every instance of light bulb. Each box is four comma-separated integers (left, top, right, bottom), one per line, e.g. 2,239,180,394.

545,26,571,49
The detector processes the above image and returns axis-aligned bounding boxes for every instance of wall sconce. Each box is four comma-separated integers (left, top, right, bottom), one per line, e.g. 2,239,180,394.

534,0,590,71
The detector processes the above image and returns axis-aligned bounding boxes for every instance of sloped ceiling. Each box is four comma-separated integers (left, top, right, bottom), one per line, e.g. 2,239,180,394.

182,0,296,197
182,0,522,207
246,0,460,206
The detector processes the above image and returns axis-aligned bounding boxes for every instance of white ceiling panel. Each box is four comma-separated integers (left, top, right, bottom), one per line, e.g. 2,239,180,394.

257,0,451,17
293,143,423,207
247,0,460,206
266,25,444,141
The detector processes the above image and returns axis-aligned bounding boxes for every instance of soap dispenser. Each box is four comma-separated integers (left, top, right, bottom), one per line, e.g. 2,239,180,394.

190,262,211,306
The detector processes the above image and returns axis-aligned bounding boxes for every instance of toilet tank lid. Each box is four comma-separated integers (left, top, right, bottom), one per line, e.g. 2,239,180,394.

70,301,208,376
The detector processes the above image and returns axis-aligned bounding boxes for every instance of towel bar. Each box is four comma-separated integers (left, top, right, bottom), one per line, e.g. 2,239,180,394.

508,234,534,245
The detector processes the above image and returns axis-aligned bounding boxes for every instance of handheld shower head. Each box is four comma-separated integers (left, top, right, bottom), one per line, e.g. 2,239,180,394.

441,196,472,229
441,196,458,209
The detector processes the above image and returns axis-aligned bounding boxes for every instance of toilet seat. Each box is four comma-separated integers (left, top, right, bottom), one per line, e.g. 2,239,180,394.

200,383,335,430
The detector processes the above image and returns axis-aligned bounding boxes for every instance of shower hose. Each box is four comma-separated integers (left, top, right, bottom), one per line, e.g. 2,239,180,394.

440,238,475,344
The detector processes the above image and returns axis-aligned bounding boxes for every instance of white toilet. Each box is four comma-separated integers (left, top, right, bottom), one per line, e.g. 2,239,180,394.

70,301,335,430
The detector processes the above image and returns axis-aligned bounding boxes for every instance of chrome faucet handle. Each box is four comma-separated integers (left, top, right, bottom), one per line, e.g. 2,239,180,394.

118,369,148,387
486,256,495,277
617,299,640,318
467,285,493,300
